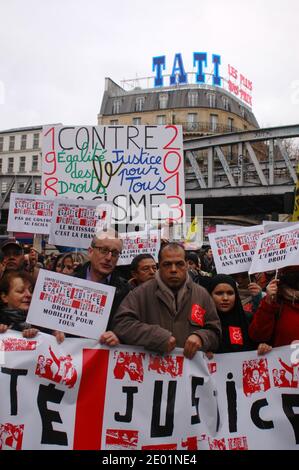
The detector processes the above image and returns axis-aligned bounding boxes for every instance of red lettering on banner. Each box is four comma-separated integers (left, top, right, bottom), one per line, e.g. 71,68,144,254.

0,337,37,351
142,443,178,450
106,429,138,449
73,349,109,449
113,351,145,382
228,436,248,450
242,358,271,396
208,437,226,450
148,354,184,378
0,423,24,450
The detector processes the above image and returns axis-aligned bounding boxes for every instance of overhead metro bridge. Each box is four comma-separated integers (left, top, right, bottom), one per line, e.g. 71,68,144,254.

183,124,299,216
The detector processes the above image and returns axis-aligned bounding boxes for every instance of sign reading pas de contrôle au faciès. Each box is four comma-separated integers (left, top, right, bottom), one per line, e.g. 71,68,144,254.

7,193,55,235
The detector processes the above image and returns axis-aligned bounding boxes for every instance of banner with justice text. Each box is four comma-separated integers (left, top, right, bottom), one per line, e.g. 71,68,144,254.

0,331,298,450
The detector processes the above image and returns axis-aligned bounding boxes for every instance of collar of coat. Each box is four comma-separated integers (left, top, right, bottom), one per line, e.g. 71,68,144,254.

155,272,193,313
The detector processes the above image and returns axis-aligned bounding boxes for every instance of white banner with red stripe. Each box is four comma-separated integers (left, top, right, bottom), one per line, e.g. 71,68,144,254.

0,331,298,450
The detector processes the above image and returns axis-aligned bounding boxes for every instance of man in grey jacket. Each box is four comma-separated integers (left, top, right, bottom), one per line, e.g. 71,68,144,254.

112,243,221,359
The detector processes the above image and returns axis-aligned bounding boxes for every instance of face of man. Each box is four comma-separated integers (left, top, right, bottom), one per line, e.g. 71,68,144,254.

88,237,123,280
2,246,25,271
159,246,187,291
132,258,157,285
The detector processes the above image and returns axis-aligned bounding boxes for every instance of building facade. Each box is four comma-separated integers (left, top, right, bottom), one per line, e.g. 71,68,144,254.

98,78,259,136
0,126,42,232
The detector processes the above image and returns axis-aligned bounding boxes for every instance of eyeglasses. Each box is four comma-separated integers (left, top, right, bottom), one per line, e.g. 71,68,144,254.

92,245,121,258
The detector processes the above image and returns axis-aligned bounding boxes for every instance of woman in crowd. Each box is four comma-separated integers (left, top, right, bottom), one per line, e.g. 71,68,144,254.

207,274,270,355
0,271,38,338
0,270,64,342
249,266,299,347
61,253,75,275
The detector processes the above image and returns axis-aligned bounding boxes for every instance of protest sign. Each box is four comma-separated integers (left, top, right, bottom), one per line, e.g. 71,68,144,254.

215,224,245,232
7,193,54,235
263,221,298,233
48,198,112,249
248,223,299,274
208,225,264,275
117,230,160,265
26,270,115,339
0,331,298,450
42,125,185,225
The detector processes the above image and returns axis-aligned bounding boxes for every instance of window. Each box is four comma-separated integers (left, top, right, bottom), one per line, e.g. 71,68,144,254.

19,156,26,172
222,96,229,111
21,134,27,150
156,115,166,125
209,114,218,132
187,113,198,131
112,99,121,114
132,117,141,125
159,93,168,109
0,136,3,152
0,158,2,173
188,91,198,107
8,157,14,172
18,182,25,193
33,133,39,149
109,119,119,125
228,117,234,131
207,93,216,108
34,182,41,194
9,136,15,151
135,97,144,112
240,106,245,118
32,155,38,172
1,182,7,194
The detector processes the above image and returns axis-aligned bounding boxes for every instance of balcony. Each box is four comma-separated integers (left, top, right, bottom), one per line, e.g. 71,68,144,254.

178,121,242,135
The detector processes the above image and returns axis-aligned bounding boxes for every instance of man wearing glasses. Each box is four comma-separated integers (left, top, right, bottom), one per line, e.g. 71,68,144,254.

113,242,221,359
75,229,130,342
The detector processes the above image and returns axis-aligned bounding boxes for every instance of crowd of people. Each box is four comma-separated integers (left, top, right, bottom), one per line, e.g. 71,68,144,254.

0,231,298,360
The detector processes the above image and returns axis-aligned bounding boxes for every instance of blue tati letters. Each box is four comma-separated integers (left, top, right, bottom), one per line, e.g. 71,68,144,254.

152,52,222,87
170,53,187,85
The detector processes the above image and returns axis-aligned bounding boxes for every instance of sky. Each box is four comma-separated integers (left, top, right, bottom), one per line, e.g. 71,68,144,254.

1,0,299,131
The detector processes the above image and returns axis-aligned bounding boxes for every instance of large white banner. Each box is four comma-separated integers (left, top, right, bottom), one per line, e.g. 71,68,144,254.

117,230,160,266
0,331,298,450
208,225,264,275
48,198,112,249
42,125,185,224
249,223,299,274
7,193,54,235
26,270,115,339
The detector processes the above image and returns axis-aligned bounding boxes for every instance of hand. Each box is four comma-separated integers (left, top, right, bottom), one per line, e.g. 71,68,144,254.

165,335,176,353
257,343,272,355
265,279,279,304
0,324,9,333
53,330,65,344
22,328,39,338
100,331,120,347
205,351,214,360
184,334,203,359
248,282,262,297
